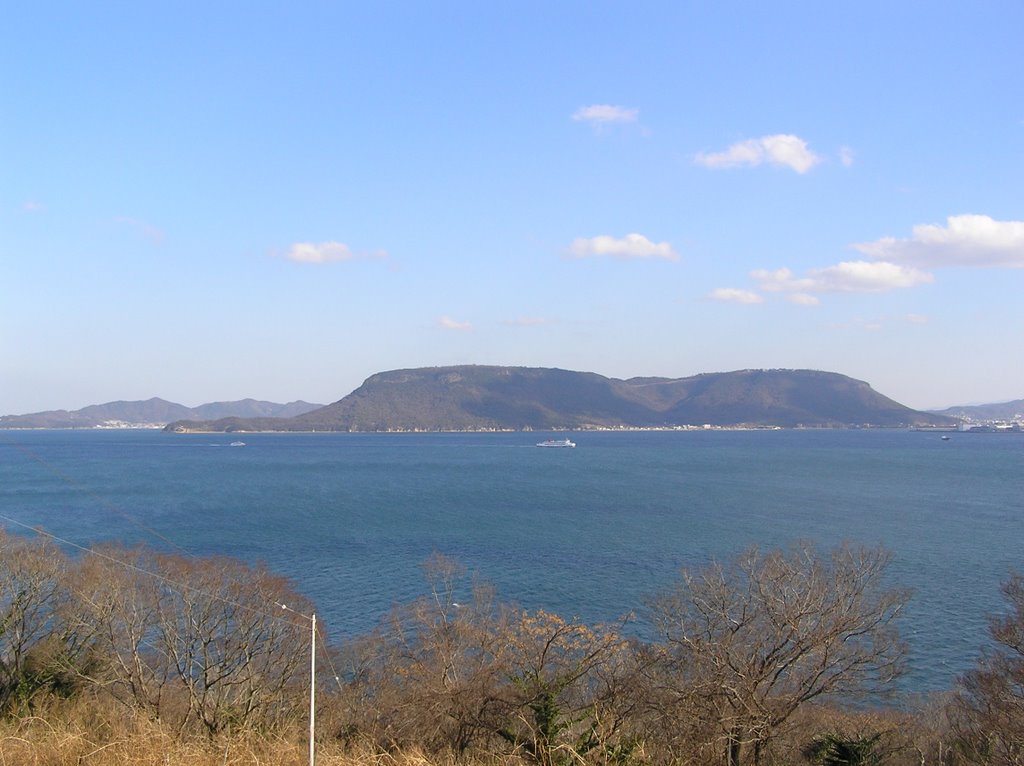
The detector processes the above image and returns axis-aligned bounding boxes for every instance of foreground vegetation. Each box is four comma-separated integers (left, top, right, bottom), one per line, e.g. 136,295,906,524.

1,530,1021,765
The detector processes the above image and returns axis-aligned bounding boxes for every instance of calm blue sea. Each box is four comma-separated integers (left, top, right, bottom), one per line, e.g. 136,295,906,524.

2,428,1022,695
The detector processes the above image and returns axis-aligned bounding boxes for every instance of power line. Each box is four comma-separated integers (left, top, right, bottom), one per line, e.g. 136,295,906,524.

3,437,356,765
0,512,302,627
1,509,347,695
9,442,195,557
3,441,346,692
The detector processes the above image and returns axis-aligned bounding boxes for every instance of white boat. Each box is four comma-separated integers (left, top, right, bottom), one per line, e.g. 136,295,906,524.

229,441,246,447
536,438,576,448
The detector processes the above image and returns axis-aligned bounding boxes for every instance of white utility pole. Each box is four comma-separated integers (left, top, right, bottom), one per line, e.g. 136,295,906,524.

310,612,316,766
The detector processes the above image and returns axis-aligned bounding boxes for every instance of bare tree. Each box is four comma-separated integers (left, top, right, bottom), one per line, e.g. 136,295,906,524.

952,573,1024,764
0,530,74,712
338,553,511,755
69,545,314,735
68,545,169,717
493,609,632,766
650,542,908,766
334,555,639,765
152,553,314,735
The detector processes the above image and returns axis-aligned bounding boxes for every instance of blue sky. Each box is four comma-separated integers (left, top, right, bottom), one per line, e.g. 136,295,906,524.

3,2,1022,414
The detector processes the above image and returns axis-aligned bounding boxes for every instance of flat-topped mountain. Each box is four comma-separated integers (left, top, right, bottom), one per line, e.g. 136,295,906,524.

0,397,323,429
165,366,955,432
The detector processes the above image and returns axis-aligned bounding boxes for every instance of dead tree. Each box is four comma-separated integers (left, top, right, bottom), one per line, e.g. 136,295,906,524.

952,573,1024,764
0,530,74,711
69,545,314,735
650,542,908,766
343,553,512,755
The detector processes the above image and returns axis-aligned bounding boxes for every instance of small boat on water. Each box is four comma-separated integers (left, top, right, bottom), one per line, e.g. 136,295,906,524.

536,438,576,448
229,441,246,447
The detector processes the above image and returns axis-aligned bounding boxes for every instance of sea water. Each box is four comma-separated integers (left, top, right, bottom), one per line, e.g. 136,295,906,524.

1,428,1022,694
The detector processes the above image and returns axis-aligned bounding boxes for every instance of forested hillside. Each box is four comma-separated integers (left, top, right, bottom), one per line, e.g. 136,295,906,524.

166,366,954,432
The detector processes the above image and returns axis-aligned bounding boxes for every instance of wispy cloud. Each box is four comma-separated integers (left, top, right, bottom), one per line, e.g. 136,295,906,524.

839,146,855,167
568,233,678,261
752,261,933,293
437,316,472,331
284,241,386,264
787,293,820,306
695,133,822,174
572,104,639,126
114,216,164,243
707,287,763,304
22,200,45,213
831,314,927,332
852,214,1024,268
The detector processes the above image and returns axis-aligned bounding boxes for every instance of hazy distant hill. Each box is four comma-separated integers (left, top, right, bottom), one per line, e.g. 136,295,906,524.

931,399,1024,422
191,399,325,420
165,366,955,432
0,397,323,429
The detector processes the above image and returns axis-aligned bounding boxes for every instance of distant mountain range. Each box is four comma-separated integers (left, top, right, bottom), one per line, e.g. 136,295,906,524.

0,398,323,429
930,399,1024,422
161,366,957,432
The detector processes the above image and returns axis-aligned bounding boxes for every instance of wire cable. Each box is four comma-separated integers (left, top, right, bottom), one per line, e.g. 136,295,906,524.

3,441,348,691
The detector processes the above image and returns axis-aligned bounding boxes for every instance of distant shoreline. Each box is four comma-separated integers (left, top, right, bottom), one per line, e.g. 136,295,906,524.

4,421,966,434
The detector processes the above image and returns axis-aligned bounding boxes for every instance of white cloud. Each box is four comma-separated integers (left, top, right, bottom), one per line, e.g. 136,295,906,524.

283,241,387,264
572,104,639,125
752,261,933,293
751,267,814,293
852,214,1024,268
437,316,472,331
905,313,929,325
731,215,1021,308
695,134,822,174
707,287,763,304
568,233,678,260
285,241,354,263
839,146,855,167
813,261,934,291
22,200,45,213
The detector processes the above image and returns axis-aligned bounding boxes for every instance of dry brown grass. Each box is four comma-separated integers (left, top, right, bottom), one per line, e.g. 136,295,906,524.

0,698,956,766
0,697,525,766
